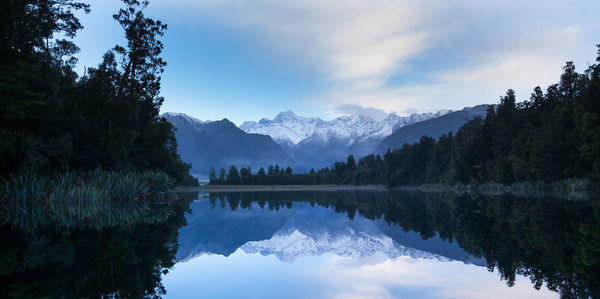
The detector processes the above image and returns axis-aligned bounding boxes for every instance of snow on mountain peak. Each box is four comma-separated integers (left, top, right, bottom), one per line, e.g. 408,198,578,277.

239,109,451,147
162,112,209,127
240,111,324,145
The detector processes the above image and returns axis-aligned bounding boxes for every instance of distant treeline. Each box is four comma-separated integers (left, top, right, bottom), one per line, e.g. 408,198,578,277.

212,46,600,186
0,1,195,185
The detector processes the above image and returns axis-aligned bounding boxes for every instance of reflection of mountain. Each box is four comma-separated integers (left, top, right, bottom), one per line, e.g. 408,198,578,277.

176,200,295,261
374,221,485,266
177,197,483,266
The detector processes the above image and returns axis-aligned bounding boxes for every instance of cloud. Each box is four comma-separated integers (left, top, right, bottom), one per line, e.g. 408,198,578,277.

168,0,439,87
335,104,388,120
154,0,599,116
401,108,419,115
318,24,589,114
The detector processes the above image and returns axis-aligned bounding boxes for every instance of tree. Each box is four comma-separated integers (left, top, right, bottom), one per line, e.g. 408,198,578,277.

227,165,240,184
240,167,251,184
347,155,356,169
209,167,217,184
77,0,193,183
218,168,226,183
0,0,90,176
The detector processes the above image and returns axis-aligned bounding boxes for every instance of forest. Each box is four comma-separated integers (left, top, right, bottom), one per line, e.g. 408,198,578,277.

212,48,600,187
0,0,196,186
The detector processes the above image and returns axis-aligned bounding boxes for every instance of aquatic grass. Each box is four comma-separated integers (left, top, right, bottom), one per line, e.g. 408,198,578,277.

401,178,590,200
0,169,180,232
1,170,50,202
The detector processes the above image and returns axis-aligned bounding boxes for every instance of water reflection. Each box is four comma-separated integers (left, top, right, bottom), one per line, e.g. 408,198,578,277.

177,199,482,265
0,195,192,298
171,191,599,298
1,190,598,298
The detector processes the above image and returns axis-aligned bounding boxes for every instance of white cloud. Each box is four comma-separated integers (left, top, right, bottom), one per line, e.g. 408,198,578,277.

155,0,599,116
335,104,388,120
168,0,439,86
319,25,589,114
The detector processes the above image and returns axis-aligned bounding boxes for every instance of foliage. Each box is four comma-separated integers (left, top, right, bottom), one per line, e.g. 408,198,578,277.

0,0,196,185
0,169,181,231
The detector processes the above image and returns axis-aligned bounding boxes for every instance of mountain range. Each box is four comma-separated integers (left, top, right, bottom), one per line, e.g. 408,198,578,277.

240,110,450,168
163,105,489,174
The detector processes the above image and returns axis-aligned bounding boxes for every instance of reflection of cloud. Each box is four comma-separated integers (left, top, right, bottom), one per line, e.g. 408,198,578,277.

309,255,557,299
335,104,388,120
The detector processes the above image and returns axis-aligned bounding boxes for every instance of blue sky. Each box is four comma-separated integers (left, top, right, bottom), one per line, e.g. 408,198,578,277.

73,0,600,125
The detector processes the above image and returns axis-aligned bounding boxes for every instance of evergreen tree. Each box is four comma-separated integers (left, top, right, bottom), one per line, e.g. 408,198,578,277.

209,167,217,184
227,165,240,184
218,168,226,183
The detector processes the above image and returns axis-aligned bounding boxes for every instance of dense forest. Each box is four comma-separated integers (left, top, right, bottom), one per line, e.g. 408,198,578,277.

0,0,195,185
212,47,600,187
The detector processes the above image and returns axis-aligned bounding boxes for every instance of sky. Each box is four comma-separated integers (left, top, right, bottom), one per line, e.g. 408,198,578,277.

163,250,557,299
73,0,600,125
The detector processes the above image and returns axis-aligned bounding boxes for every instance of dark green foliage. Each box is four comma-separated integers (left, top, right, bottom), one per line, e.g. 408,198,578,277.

1,169,175,201
0,0,195,185
0,191,191,298
215,46,600,187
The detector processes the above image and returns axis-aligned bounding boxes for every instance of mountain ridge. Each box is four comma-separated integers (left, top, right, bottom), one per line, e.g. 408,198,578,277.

374,105,490,154
162,113,295,175
164,106,491,173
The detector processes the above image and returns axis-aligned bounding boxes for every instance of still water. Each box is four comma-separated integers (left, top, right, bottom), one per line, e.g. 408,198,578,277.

1,191,598,298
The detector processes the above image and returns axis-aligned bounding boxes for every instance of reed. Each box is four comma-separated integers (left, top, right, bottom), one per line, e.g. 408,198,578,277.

399,178,590,200
0,169,180,231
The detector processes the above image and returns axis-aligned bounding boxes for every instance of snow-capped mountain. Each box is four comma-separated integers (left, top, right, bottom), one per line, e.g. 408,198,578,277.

163,112,210,127
240,110,450,169
240,110,450,148
241,111,325,145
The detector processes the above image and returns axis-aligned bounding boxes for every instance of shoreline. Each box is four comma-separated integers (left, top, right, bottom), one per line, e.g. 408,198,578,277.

176,181,592,200
176,185,390,192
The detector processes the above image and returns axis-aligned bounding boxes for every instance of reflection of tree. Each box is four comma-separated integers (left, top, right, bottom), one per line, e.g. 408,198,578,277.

209,191,600,298
0,195,192,298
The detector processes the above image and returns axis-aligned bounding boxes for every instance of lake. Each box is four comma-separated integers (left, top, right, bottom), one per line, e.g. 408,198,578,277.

1,190,598,298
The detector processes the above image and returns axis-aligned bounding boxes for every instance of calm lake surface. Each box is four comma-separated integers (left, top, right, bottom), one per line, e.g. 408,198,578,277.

2,190,598,298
